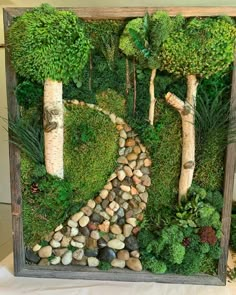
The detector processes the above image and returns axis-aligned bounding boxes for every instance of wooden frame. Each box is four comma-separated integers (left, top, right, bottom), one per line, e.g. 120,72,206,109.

4,6,236,285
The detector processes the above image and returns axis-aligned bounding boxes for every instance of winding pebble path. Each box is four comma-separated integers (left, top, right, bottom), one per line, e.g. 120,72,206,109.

31,99,152,272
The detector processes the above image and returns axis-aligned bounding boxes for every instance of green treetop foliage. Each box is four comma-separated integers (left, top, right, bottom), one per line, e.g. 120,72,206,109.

8,4,92,83
161,17,236,78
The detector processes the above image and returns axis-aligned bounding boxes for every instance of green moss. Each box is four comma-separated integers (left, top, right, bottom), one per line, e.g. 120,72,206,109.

230,215,236,251
96,89,126,118
64,105,118,201
98,261,112,271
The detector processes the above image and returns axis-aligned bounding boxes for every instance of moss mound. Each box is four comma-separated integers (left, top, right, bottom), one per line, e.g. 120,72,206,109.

22,104,119,246
64,104,118,201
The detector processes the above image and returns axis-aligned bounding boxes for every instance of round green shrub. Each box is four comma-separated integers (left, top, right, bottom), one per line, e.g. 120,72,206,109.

8,4,91,83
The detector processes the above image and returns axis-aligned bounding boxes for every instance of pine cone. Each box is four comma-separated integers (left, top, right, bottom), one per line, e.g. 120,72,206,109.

30,182,40,194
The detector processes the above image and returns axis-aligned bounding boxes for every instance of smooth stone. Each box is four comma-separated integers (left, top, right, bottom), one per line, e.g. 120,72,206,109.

38,258,50,266
126,258,142,271
133,146,141,154
117,207,125,218
123,165,133,177
139,144,146,153
144,158,152,167
62,251,73,265
38,246,52,258
119,138,125,148
53,248,68,257
136,184,146,193
108,192,116,202
120,185,130,192
100,211,111,220
71,240,84,248
79,226,90,237
55,224,63,232
98,247,116,262
131,250,140,258
106,207,114,217
129,161,137,169
139,202,146,210
130,186,138,195
116,124,124,131
109,201,119,211
119,147,126,156
110,224,122,235
79,216,90,227
129,199,138,209
50,256,61,265
127,153,138,161
141,175,151,187
112,178,120,187
73,235,86,243
44,231,54,242
125,235,139,251
111,215,118,223
109,113,116,123
121,202,129,210
117,218,125,226
111,259,125,268
85,248,98,257
61,236,72,247
32,244,41,252
95,196,102,203
116,234,125,242
97,238,107,248
139,192,148,203
117,170,126,181
53,231,63,242
124,147,133,156
133,170,143,178
100,189,109,199
132,176,141,184
67,219,78,228
126,218,137,227
71,211,84,222
125,210,134,219
98,220,110,232
136,160,144,169
108,172,117,181
88,257,100,267
107,239,125,250
123,224,133,237
50,239,61,248
116,117,124,124
86,237,98,249
102,199,109,210
139,152,147,160
87,199,96,209
125,138,136,147
91,212,103,223
81,206,93,216
88,223,97,231
90,230,100,240
117,156,128,164
94,204,103,213
120,130,127,139
25,248,40,264
104,182,113,190
132,226,141,235
72,256,87,266
117,250,130,261
73,249,84,261
122,192,132,200
140,167,150,175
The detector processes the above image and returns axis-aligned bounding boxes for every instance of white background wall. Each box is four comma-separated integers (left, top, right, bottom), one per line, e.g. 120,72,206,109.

0,0,235,203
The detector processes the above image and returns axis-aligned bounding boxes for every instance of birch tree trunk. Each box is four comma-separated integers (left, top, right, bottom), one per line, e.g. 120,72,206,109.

165,74,198,203
149,68,157,126
44,78,64,179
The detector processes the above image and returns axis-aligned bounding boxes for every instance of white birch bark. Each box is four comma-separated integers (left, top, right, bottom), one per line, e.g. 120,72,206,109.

44,78,64,179
165,74,198,203
149,68,157,126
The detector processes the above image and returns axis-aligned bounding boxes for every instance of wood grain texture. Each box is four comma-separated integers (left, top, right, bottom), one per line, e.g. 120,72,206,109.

4,7,236,19
217,52,236,284
3,9,25,276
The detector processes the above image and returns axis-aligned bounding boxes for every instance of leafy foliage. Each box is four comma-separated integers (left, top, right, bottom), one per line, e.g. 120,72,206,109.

98,261,112,271
8,4,91,83
230,214,236,251
15,81,43,109
161,17,236,77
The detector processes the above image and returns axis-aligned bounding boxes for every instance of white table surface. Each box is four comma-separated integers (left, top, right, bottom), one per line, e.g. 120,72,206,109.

0,253,236,295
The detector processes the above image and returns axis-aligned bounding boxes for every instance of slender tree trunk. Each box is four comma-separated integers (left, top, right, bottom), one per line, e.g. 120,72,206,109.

133,57,137,116
165,74,198,203
44,78,64,179
149,68,157,126
89,53,92,91
126,57,131,96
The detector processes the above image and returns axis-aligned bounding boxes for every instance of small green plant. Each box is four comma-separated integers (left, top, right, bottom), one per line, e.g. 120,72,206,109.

227,267,236,281
230,214,236,251
98,261,112,271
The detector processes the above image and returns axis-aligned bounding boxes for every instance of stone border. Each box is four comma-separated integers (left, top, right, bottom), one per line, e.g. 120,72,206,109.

29,99,152,272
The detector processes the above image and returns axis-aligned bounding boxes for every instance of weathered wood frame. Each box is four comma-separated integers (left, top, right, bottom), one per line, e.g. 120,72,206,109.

4,6,236,285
